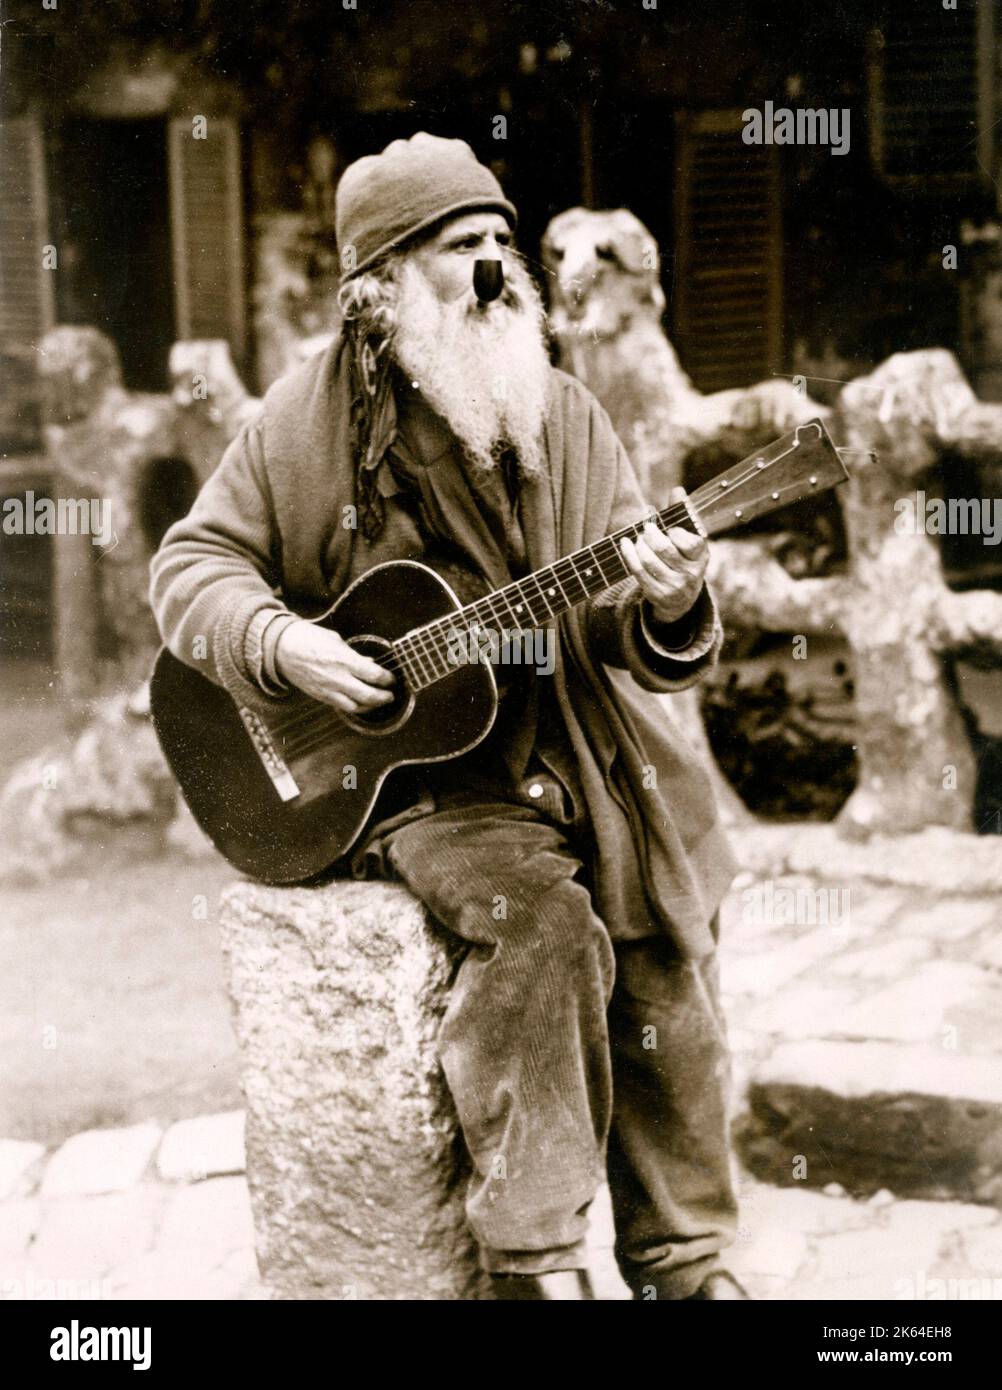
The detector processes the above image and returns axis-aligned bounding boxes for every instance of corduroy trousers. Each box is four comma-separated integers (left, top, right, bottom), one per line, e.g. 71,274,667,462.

361,793,738,1298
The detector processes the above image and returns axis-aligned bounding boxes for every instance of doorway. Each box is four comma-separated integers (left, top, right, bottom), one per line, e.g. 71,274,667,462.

57,117,175,391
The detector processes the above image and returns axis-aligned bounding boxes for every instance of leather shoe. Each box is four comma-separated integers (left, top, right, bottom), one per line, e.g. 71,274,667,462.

686,1270,750,1300
490,1268,596,1300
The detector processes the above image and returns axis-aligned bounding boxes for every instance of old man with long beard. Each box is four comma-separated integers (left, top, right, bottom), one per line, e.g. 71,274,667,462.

150,133,745,1301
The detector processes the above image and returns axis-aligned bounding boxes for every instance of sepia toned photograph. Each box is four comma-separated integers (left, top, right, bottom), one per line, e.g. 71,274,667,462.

1,0,1000,1336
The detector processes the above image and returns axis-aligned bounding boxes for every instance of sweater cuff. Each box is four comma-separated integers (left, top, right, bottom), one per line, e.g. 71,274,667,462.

638,585,716,661
211,594,299,714
257,611,300,695
620,582,722,693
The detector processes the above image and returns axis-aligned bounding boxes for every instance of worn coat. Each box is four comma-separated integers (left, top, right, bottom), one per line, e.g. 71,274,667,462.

149,335,738,956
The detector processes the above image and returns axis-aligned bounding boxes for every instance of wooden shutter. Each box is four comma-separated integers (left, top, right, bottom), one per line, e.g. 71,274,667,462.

672,109,783,393
869,0,994,186
0,115,55,448
167,115,246,362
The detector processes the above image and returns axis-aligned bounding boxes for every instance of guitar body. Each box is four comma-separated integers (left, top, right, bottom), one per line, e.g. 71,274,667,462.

150,561,498,883
152,420,849,883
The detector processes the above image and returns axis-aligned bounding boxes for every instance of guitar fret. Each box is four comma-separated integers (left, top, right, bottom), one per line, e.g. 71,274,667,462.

426,633,452,683
414,625,444,685
485,589,517,630
467,594,503,635
580,543,610,590
405,633,435,688
489,587,522,629
552,555,589,605
544,563,574,608
564,552,594,601
524,570,557,619
391,421,842,692
393,641,422,689
589,539,628,585
412,631,442,684
469,594,505,650
506,580,538,625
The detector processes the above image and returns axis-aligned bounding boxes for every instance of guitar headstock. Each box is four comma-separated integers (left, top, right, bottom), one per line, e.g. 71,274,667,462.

693,419,849,537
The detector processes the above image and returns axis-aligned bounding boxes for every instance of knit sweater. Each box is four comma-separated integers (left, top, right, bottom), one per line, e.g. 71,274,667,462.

149,335,738,955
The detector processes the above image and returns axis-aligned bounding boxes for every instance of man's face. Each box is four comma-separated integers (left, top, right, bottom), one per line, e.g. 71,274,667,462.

389,210,551,477
409,212,514,304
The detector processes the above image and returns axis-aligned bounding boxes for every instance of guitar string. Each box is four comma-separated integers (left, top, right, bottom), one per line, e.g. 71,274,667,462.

384,461,760,681
272,494,703,748
270,492,700,743
393,444,807,679
276,456,816,756
273,423,831,751
278,463,823,760
383,508,693,689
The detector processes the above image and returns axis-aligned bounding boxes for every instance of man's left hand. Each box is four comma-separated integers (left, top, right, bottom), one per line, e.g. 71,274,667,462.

619,486,709,625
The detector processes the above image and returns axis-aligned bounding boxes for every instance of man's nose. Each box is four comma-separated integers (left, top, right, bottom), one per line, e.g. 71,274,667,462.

482,232,511,259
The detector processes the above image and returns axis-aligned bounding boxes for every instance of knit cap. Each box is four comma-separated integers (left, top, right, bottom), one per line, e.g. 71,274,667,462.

335,131,517,279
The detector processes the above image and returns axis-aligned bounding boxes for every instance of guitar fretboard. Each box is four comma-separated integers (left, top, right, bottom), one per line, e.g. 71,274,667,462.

391,482,714,689
390,420,836,690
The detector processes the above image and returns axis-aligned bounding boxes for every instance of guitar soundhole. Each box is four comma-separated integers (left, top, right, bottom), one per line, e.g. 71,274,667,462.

342,634,414,735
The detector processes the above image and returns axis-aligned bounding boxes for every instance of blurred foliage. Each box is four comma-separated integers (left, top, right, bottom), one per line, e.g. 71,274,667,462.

6,0,532,116
3,0,902,126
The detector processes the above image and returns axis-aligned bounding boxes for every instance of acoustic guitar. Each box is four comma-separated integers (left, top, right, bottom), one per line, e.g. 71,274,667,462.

151,418,848,881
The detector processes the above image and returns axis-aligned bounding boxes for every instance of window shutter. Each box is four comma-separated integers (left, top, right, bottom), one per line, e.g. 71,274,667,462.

672,109,783,394
167,115,246,363
0,115,55,448
869,0,994,186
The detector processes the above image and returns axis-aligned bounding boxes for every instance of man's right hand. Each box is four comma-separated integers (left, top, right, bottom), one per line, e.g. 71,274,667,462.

274,619,396,714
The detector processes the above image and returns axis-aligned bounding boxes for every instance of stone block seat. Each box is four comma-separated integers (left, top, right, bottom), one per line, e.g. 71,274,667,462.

219,878,491,1300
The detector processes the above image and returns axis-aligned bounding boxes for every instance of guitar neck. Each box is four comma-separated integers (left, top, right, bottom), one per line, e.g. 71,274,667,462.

393,418,846,690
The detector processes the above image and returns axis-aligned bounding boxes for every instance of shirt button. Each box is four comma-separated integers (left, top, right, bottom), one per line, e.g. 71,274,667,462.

528,782,544,799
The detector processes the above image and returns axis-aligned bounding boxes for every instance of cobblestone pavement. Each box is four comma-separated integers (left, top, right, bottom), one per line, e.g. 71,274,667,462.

0,1113,263,1300
3,876,1001,1301
719,875,1002,1103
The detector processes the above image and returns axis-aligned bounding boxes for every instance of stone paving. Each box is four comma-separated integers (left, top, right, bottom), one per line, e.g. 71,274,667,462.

719,874,1002,1208
0,1112,262,1301
3,873,1002,1300
4,1108,1000,1300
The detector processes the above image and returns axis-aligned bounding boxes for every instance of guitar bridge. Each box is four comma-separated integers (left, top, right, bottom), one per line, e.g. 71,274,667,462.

238,707,301,802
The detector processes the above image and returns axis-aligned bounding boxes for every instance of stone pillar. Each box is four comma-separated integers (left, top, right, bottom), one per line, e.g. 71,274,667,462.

218,878,490,1301
169,340,262,484
40,327,125,712
39,325,178,703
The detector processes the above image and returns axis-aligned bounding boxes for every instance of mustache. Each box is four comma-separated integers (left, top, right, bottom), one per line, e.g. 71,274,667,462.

467,286,523,314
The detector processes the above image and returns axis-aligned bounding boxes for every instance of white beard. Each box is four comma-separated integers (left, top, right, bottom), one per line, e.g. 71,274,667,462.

390,256,551,476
